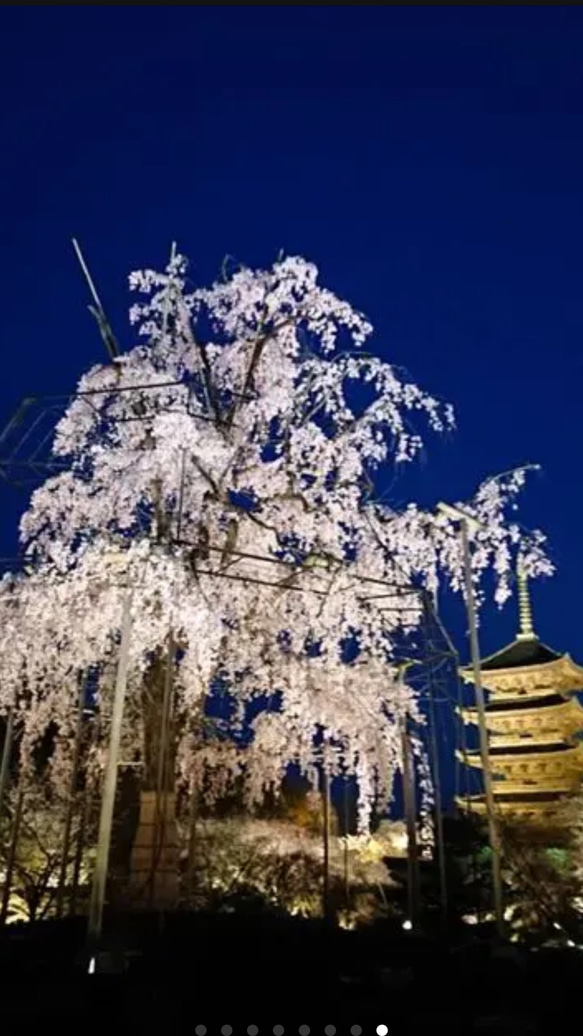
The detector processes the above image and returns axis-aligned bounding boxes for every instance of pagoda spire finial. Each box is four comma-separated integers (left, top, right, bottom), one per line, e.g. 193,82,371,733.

516,554,537,641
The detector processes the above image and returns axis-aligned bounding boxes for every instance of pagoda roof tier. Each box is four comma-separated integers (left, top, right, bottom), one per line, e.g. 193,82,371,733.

461,743,583,764
474,634,567,675
492,780,582,794
459,639,583,695
489,741,573,756
455,794,570,820
476,637,562,672
458,789,568,806
458,744,583,782
485,692,573,711
458,695,583,726
462,776,581,797
490,733,580,750
458,747,579,768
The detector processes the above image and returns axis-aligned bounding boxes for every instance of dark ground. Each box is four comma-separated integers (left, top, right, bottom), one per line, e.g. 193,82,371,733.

0,912,577,1033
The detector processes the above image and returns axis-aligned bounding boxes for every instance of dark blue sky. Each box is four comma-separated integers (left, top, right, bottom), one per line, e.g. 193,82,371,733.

1,6,582,678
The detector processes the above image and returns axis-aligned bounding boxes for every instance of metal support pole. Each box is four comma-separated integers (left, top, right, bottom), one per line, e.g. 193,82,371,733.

87,587,132,956
459,518,504,938
401,713,420,928
56,679,86,918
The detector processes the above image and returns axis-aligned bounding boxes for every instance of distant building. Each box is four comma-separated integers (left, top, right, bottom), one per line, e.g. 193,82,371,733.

456,564,583,830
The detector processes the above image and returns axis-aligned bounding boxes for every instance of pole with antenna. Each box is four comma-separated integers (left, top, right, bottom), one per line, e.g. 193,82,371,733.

71,239,120,362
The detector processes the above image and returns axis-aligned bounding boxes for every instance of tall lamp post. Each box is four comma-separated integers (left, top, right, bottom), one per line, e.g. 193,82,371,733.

437,502,504,939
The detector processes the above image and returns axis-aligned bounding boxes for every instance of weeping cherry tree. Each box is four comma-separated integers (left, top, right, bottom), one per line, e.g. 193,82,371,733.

0,252,552,904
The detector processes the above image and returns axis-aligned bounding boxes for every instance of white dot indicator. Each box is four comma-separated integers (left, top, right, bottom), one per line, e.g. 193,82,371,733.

377,1026,389,1036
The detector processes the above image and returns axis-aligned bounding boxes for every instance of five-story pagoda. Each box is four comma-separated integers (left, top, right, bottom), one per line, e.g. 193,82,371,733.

457,564,583,829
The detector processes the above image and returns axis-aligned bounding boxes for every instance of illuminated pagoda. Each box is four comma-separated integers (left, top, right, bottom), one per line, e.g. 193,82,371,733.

457,562,583,828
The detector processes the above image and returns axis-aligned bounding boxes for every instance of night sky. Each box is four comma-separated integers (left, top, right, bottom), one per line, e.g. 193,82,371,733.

1,8,582,787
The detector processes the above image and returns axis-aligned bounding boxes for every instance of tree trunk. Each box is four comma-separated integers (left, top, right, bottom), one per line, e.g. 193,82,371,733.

129,651,179,909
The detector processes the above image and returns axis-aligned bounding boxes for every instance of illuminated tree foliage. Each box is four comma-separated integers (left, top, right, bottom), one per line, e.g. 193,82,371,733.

0,253,552,828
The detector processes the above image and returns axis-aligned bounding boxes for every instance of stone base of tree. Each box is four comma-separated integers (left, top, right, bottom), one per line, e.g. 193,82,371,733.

129,790,179,909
